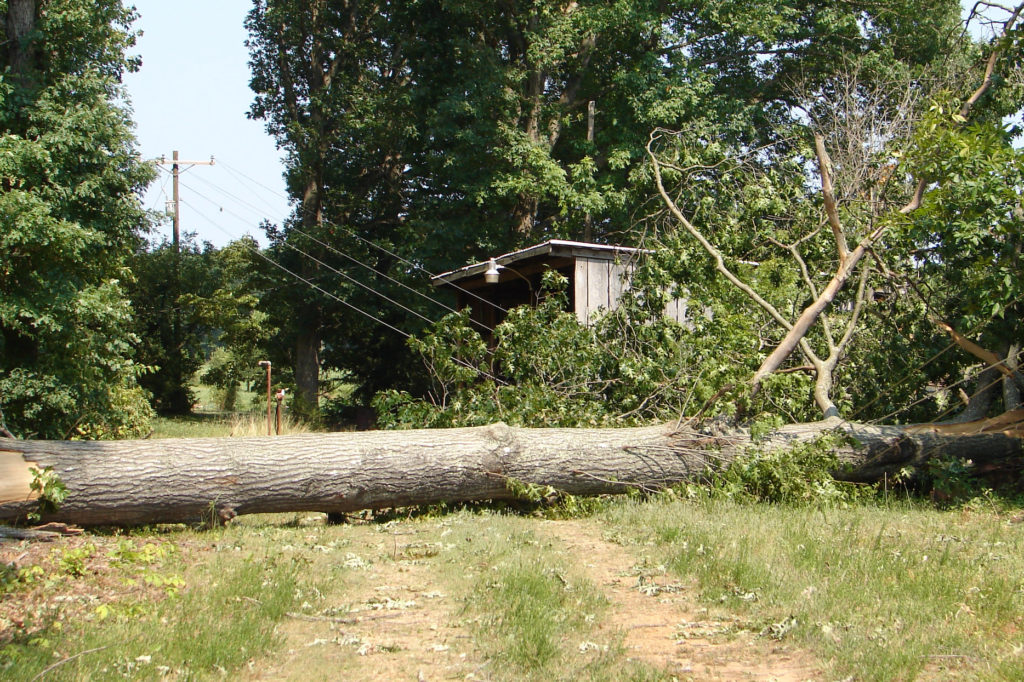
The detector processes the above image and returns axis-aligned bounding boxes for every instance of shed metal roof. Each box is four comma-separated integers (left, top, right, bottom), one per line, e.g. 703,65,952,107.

431,239,647,286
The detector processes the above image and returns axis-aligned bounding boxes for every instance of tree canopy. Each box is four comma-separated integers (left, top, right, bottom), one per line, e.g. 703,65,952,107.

246,0,993,419
3,0,1020,438
0,0,154,438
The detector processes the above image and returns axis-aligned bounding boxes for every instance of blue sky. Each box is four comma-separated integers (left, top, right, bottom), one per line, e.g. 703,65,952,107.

124,1,289,248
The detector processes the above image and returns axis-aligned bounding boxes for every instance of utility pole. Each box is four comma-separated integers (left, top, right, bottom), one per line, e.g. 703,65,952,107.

153,152,215,413
156,151,216,255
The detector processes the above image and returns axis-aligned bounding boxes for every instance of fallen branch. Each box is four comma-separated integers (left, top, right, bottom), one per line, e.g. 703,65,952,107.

30,646,110,682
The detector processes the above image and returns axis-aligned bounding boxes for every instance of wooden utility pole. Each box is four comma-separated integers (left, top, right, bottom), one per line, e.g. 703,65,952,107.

156,151,216,254
153,152,215,412
173,151,181,253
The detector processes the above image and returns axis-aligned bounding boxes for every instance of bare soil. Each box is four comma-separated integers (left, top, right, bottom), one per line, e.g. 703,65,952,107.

3,516,824,681
246,517,822,681
542,519,821,681
247,521,486,681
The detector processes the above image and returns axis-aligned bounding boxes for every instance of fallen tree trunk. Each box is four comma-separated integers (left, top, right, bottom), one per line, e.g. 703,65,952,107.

1,415,1021,526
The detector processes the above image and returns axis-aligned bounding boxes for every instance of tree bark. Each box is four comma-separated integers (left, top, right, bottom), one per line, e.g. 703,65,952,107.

293,323,321,415
1003,342,1022,411
4,0,37,78
1,415,1021,526
954,362,1003,422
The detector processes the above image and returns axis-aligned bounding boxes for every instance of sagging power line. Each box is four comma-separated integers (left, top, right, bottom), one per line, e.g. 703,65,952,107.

215,159,509,317
177,179,487,339
180,171,496,335
179,197,507,386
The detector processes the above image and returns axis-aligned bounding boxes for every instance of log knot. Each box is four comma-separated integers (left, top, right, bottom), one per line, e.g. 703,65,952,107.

482,422,513,442
480,422,519,474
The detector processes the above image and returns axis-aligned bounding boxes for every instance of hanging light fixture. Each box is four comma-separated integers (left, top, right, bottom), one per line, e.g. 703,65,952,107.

484,258,501,284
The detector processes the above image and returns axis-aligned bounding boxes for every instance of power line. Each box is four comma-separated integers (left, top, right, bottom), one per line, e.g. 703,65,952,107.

178,196,410,337
278,239,437,328
178,180,473,335
217,161,292,217
178,197,506,386
147,171,172,214
177,159,1024,425
182,171,495,335
215,159,509,316
174,172,506,369
177,187,432,326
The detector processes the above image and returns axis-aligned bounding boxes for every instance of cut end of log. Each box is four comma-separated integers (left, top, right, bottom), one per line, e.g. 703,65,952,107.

0,450,40,505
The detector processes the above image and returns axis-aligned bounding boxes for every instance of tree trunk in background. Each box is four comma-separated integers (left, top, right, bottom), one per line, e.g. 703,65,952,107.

4,0,36,77
2,415,1020,526
512,194,538,237
293,323,320,415
292,161,324,415
955,361,1003,422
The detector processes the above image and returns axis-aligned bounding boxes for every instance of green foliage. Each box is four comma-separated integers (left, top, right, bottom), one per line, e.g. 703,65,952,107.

128,236,274,415
501,476,605,518
0,0,154,438
27,466,68,522
247,0,964,414
55,544,95,578
898,100,1024,392
193,238,275,402
1,545,300,680
923,456,991,504
707,433,870,506
375,271,702,428
505,477,561,505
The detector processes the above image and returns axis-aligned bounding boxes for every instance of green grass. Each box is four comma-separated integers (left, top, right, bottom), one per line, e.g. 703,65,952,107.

438,513,667,681
6,491,1021,680
151,411,313,439
1,530,302,680
600,495,1024,681
149,370,360,438
190,382,261,414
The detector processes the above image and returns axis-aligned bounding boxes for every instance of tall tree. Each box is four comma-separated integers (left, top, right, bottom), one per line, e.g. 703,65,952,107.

0,0,154,438
646,1,1022,420
127,236,229,414
247,0,418,414
247,0,976,415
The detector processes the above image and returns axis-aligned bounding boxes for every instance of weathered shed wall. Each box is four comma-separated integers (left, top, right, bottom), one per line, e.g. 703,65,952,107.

572,257,688,325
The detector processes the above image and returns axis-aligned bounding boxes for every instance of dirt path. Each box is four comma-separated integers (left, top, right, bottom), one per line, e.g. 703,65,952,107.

248,522,485,681
244,516,822,681
540,519,822,680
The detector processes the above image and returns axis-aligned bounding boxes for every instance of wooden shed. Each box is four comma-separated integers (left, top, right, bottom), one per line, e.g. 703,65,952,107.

431,240,688,333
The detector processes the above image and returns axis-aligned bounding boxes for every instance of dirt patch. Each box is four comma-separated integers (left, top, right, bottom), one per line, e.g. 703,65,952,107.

246,522,486,681
1,532,190,649
5,515,823,680
539,519,822,681
246,516,823,681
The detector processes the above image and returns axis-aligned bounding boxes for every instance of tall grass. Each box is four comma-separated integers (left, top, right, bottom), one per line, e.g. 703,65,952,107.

151,411,313,439
601,496,1024,681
